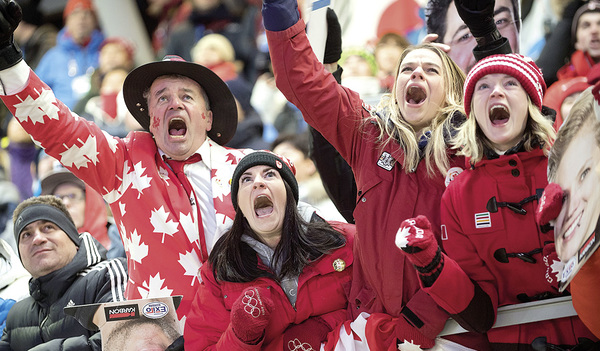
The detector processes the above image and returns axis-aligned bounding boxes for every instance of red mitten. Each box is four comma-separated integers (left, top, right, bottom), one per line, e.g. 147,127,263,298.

395,215,440,268
543,243,564,292
536,183,564,230
283,316,331,351
230,287,274,344
396,216,444,287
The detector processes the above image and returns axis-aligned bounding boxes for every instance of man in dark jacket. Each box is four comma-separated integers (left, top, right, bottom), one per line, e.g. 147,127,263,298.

0,195,127,351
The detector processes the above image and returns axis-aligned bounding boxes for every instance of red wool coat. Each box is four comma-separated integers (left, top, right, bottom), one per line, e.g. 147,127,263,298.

184,222,355,350
427,148,596,346
267,20,467,341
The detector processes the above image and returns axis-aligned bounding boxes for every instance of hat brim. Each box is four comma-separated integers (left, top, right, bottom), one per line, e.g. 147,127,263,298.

40,170,85,195
123,60,237,145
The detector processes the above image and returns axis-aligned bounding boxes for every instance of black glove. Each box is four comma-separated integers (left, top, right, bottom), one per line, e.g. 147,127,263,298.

454,0,498,41
0,0,22,70
323,8,342,65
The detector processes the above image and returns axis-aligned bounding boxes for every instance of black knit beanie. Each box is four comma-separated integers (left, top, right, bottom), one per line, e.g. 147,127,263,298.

14,203,81,250
230,151,298,210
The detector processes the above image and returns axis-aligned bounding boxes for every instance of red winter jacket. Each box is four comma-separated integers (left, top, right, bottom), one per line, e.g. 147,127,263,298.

427,148,596,347
184,222,354,350
267,20,466,342
556,50,597,81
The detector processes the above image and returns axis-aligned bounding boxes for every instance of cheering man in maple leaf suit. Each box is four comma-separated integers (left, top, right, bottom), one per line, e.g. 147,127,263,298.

0,0,256,325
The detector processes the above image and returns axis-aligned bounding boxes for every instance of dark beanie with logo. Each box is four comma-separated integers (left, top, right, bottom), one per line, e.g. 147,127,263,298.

14,203,81,250
230,151,298,210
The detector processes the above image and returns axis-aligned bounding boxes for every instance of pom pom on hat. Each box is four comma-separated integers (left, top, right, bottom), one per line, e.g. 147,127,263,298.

463,54,546,117
230,151,298,210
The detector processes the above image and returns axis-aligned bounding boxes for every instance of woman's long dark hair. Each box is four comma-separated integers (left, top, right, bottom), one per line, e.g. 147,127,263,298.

209,183,346,283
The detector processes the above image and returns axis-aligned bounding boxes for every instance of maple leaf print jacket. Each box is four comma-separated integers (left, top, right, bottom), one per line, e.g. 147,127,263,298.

0,61,249,321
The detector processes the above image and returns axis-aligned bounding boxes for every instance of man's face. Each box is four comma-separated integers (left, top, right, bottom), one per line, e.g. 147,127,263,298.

575,12,600,60
53,183,86,229
65,8,96,45
19,220,78,278
443,0,520,73
147,76,213,161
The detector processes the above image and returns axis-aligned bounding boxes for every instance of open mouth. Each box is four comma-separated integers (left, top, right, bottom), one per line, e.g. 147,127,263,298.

169,118,187,136
254,195,273,217
406,86,426,105
561,211,583,242
489,105,510,125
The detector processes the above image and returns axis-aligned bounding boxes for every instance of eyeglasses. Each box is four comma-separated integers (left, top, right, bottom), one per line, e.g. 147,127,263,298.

54,193,85,202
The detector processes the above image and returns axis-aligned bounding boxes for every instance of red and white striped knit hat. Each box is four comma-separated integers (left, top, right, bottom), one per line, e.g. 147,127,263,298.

463,54,546,116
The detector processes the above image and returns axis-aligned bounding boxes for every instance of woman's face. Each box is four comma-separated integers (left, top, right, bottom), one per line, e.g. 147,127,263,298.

237,165,287,247
554,127,600,262
395,48,445,133
472,73,529,152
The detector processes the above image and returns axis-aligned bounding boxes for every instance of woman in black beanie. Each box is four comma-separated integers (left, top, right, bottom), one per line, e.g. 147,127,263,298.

184,151,355,350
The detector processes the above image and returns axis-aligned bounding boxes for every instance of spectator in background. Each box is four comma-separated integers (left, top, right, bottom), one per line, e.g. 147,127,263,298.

40,163,126,259
0,195,127,351
425,0,520,73
77,67,131,138
163,0,260,81
0,166,21,251
74,37,136,118
0,238,30,332
543,75,591,130
191,33,268,150
554,2,600,83
374,32,410,92
272,132,345,222
34,0,104,109
338,47,382,103
13,0,57,70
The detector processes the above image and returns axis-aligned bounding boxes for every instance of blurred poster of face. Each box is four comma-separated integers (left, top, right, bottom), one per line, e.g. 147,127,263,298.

554,123,600,290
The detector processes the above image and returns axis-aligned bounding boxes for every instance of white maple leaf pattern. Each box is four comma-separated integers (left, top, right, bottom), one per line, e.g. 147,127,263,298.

178,250,202,286
398,340,424,351
59,135,99,169
150,206,178,243
137,273,173,298
102,130,119,153
131,161,152,199
212,166,233,202
550,259,565,281
118,202,126,217
179,212,199,244
103,161,133,204
14,95,45,124
37,89,60,120
119,222,128,251
126,229,149,268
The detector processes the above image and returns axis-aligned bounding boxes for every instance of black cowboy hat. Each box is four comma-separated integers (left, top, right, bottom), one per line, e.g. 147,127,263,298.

123,55,237,145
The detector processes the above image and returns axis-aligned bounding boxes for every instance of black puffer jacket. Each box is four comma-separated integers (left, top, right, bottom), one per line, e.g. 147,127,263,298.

0,232,127,351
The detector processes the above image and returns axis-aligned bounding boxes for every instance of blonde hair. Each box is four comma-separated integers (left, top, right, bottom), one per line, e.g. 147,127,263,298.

191,33,235,64
452,97,556,163
371,43,465,175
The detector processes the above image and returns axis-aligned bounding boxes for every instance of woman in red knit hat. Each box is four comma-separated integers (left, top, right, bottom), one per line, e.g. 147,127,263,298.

396,54,599,349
